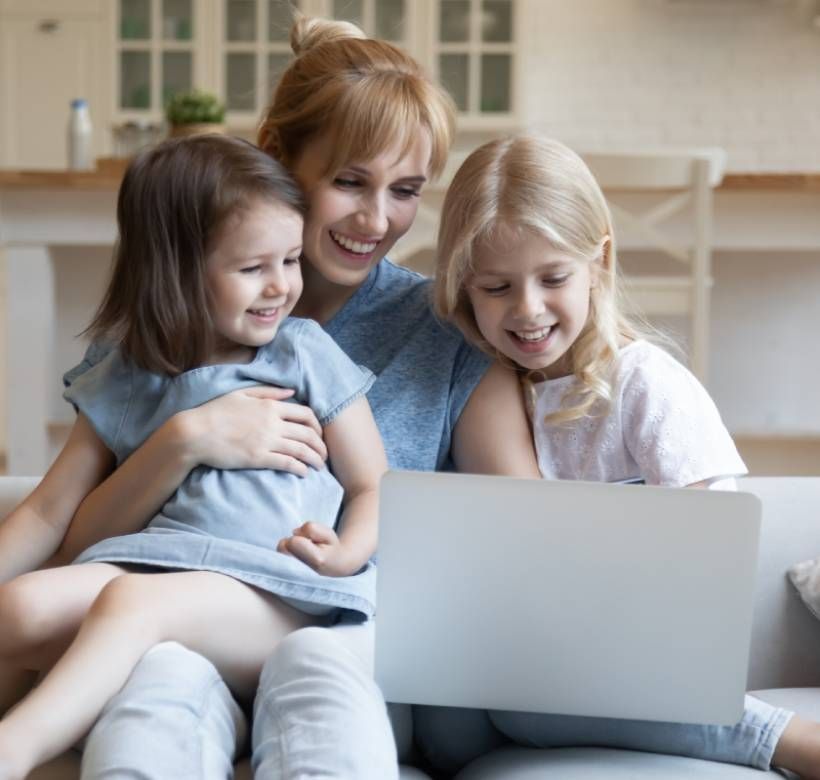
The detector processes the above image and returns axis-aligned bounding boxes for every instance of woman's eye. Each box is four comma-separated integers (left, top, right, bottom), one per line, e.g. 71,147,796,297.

334,177,360,189
392,187,420,200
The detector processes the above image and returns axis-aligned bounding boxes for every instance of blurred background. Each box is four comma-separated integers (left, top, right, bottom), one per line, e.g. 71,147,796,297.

1,0,819,475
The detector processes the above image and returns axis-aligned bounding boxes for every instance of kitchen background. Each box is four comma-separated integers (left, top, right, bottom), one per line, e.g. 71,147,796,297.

1,0,819,474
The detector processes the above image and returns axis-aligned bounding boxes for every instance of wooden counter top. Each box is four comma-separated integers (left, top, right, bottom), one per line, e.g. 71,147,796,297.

0,169,123,191
2,167,820,191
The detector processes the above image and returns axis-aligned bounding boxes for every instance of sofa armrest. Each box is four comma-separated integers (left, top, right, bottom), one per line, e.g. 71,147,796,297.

0,476,41,519
740,477,820,690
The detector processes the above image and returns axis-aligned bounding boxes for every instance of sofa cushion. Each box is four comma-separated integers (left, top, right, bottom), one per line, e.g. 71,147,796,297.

453,746,786,779
27,753,432,778
751,687,820,722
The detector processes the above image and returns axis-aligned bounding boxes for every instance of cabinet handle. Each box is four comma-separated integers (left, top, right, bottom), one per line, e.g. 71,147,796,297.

39,19,61,34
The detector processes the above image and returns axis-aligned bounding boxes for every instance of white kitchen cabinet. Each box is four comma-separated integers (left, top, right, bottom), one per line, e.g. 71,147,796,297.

0,1,109,169
113,0,518,129
115,0,204,117
0,0,519,168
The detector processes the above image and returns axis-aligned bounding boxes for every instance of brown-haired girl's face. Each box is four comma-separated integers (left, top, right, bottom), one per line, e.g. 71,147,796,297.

291,132,432,290
205,198,304,364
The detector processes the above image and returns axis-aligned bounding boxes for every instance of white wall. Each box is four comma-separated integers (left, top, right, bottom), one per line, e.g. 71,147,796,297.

519,0,820,172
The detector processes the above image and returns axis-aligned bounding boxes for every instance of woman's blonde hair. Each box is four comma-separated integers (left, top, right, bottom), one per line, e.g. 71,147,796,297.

435,135,648,424
257,14,455,179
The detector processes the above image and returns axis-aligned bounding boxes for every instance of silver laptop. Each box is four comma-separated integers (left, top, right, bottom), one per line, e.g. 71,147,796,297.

374,471,761,725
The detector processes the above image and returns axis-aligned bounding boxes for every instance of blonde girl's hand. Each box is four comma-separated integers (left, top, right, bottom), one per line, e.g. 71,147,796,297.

179,386,327,476
277,523,355,577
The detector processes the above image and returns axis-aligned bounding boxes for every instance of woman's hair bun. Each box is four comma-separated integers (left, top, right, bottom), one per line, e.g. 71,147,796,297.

290,15,366,56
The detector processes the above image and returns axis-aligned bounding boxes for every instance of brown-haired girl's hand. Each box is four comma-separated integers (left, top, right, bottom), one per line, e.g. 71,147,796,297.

277,522,357,577
179,386,327,476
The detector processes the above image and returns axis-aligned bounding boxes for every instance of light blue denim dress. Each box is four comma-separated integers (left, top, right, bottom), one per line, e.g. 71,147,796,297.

63,318,376,619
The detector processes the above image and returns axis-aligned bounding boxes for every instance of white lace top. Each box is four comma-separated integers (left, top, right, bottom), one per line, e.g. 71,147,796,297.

532,340,747,487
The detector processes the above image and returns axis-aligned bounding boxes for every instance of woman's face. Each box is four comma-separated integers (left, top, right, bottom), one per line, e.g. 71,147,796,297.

291,132,433,290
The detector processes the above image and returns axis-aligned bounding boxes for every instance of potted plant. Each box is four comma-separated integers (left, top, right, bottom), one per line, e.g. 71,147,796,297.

165,89,226,138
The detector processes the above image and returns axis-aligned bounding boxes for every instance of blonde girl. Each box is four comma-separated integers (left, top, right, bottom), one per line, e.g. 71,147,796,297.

0,134,387,779
436,134,746,488
421,133,820,779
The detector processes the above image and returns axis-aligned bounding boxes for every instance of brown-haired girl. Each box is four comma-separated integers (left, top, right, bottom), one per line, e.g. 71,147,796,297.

0,134,389,779
14,14,539,780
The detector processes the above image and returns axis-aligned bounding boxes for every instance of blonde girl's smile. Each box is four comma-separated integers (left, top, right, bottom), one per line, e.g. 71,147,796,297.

467,226,600,377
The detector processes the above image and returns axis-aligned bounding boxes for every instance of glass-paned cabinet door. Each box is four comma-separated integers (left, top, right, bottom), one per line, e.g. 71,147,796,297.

436,0,514,119
220,0,304,119
117,0,197,115
329,0,407,45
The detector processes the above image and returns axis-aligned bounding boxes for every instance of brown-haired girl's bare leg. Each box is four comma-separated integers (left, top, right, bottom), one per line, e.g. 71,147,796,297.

0,570,313,780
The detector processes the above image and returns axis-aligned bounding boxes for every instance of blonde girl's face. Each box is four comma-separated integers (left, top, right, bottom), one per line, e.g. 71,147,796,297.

205,198,304,364
291,132,433,291
467,226,600,377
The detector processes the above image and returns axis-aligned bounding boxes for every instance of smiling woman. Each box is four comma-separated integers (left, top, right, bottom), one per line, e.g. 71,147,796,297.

289,133,432,311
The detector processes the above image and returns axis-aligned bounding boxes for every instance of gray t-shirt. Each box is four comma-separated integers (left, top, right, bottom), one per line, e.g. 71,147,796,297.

324,260,491,470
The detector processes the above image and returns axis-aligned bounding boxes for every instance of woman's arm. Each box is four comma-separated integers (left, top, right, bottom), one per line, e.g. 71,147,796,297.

57,386,327,563
278,396,387,576
0,415,113,583
452,362,542,479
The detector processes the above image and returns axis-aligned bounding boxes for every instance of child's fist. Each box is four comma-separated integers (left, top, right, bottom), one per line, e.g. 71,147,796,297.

277,523,350,576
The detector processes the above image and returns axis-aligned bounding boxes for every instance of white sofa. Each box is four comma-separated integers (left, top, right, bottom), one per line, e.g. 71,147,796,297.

4,476,819,780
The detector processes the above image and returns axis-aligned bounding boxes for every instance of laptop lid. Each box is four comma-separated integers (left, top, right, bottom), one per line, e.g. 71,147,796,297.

375,471,761,725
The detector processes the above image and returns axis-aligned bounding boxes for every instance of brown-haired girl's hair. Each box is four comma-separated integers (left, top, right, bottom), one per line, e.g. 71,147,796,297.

257,15,455,179
85,134,305,375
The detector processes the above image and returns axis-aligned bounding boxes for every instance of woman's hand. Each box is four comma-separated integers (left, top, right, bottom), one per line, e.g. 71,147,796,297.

180,387,327,477
277,523,356,577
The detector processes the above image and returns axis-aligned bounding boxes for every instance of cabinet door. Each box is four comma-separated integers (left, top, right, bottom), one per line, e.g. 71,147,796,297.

0,16,105,168
116,0,199,116
436,0,515,122
219,0,307,121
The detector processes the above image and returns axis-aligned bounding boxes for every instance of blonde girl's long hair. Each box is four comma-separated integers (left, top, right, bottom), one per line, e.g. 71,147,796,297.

257,14,455,179
434,135,649,425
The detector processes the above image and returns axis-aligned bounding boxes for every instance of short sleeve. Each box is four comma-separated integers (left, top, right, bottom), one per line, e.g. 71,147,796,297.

63,340,116,390
62,348,134,458
620,345,747,487
448,334,492,430
292,319,375,426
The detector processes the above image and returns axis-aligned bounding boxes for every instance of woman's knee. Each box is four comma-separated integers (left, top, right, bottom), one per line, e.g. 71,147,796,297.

259,626,336,685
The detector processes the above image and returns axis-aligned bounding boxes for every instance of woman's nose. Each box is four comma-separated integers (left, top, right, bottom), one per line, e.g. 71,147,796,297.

354,194,388,236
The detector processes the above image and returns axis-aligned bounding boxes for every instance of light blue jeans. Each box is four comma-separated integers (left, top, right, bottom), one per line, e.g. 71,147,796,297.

80,620,399,779
79,625,792,779
413,696,793,775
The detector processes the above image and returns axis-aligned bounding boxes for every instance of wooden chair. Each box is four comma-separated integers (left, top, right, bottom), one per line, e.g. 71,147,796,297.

581,149,727,382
